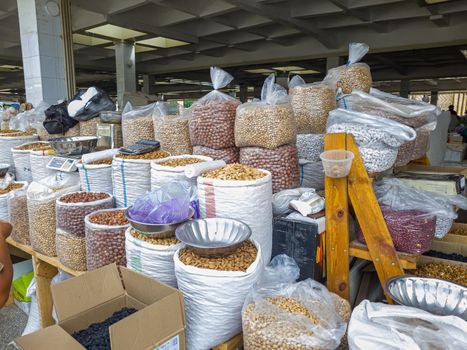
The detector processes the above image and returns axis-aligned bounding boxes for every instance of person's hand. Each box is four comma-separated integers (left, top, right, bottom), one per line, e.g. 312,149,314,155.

0,220,12,240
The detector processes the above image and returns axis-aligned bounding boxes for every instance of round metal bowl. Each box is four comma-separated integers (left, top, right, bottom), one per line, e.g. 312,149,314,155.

125,207,194,238
48,136,98,156
0,163,10,177
385,275,467,319
175,218,252,257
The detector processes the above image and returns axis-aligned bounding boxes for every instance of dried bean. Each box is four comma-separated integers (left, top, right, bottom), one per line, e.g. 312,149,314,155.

290,84,336,134
201,163,266,181
14,142,52,151
129,228,179,246
189,101,239,149
235,103,296,149
79,118,99,137
122,116,154,147
334,63,372,94
435,216,453,239
0,183,23,196
296,134,324,162
179,240,257,272
357,205,435,254
115,149,169,160
154,117,192,155
193,146,239,164
86,159,112,165
158,157,205,167
412,127,430,160
394,139,416,167
56,192,113,237
8,192,30,245
411,262,467,286
240,145,299,193
28,198,57,256
56,230,87,271
85,209,129,270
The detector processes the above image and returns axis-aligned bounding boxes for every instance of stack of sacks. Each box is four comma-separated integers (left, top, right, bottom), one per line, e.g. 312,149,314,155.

190,67,240,163
337,88,440,165
236,74,299,193
11,141,53,182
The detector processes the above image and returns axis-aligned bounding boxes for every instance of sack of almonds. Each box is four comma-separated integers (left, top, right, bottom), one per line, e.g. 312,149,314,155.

240,144,300,193
324,42,372,94
174,239,263,350
153,102,192,155
289,75,336,134
125,227,183,288
242,255,349,350
121,102,156,147
193,145,239,164
188,67,240,149
235,74,296,149
112,150,170,208
198,164,273,263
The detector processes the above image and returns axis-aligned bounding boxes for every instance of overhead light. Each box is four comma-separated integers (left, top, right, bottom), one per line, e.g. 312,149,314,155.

73,34,111,46
86,24,146,40
244,68,275,74
0,65,22,70
291,69,320,75
460,49,467,59
105,45,157,53
136,37,189,48
273,66,305,72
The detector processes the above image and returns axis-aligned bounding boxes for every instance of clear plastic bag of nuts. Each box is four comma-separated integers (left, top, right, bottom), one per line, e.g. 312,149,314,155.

188,67,240,149
235,74,296,149
242,255,348,350
240,144,300,193
56,229,87,271
289,75,336,134
56,192,114,237
153,101,192,155
85,208,130,271
8,187,30,245
324,42,372,94
121,102,156,147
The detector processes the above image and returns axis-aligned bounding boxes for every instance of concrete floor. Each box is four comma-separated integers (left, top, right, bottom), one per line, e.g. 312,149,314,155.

0,304,27,349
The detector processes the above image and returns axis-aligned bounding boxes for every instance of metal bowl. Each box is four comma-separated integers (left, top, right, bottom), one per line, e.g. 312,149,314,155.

0,163,10,177
100,111,121,124
48,136,98,156
385,275,467,319
125,207,194,238
175,218,252,257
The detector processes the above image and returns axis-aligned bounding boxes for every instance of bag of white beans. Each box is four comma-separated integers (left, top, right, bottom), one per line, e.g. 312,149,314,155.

150,155,212,190
197,169,273,263
235,74,296,149
125,227,183,288
174,240,263,350
121,102,156,147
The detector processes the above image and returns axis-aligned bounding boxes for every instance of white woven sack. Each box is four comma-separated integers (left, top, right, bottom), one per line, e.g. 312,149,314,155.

0,181,27,221
174,240,263,350
299,159,325,191
197,171,273,263
150,154,212,190
78,162,113,194
12,141,51,182
0,134,38,173
113,154,170,208
30,151,57,182
125,227,183,287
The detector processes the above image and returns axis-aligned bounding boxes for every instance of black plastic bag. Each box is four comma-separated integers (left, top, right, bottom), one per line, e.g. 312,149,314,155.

43,101,79,135
69,87,115,121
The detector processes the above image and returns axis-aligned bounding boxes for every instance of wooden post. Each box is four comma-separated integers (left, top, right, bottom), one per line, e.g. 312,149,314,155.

324,133,350,300
32,256,58,327
347,136,404,302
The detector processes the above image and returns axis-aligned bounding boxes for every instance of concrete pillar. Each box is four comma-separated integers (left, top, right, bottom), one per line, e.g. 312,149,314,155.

400,79,410,98
326,56,342,72
431,91,439,106
239,84,248,102
115,42,136,108
17,0,67,106
142,74,155,95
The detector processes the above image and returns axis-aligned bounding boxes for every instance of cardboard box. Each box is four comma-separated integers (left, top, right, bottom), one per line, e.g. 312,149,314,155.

394,165,467,195
14,264,185,350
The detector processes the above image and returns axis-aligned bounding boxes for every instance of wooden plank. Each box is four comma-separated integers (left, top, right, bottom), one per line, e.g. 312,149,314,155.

213,334,243,350
437,233,467,244
32,256,58,327
349,240,417,270
324,133,350,300
6,237,34,256
35,252,85,277
346,135,404,303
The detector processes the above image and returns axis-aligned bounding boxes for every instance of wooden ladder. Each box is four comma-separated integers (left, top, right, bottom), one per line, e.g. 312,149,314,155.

324,133,405,302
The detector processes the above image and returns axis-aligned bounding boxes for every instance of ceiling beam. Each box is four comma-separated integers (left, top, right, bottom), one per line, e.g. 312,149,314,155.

372,55,408,75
